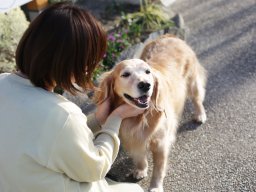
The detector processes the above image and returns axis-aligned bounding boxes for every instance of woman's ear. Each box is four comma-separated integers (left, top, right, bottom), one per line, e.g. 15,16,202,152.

151,71,165,112
93,71,114,104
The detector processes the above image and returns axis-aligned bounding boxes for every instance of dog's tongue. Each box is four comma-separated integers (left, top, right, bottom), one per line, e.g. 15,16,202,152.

136,95,148,104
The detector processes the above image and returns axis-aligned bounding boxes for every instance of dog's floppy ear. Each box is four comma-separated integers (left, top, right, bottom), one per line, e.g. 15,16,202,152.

93,70,114,104
151,70,165,112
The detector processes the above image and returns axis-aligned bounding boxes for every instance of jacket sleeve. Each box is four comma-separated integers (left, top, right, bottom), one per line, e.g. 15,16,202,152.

86,113,102,133
46,112,121,182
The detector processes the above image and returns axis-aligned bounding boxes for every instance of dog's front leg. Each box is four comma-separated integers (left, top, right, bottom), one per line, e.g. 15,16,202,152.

131,150,148,180
149,139,169,192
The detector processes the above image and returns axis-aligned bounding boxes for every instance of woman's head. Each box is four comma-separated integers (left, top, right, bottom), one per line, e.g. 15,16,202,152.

16,2,107,93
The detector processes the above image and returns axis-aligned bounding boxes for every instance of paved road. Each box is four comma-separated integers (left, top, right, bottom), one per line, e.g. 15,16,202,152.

137,0,256,191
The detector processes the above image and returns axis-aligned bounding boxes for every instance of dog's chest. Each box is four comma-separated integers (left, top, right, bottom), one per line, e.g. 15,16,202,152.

119,114,165,148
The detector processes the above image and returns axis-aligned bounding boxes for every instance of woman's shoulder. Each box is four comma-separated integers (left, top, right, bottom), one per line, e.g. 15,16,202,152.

56,94,83,115
41,93,82,116
26,88,84,123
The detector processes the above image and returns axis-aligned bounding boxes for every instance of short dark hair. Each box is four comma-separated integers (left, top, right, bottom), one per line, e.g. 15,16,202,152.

16,2,107,94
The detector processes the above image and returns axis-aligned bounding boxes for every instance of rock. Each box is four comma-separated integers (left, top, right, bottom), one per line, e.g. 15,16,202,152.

116,43,145,63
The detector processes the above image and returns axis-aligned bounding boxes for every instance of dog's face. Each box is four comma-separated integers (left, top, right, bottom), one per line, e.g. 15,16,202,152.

95,59,157,110
113,59,154,109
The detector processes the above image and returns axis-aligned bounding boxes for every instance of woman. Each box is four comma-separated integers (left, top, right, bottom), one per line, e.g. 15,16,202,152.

0,2,144,192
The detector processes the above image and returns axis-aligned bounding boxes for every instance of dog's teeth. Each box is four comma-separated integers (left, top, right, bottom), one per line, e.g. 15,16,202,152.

138,96,148,104
137,99,145,104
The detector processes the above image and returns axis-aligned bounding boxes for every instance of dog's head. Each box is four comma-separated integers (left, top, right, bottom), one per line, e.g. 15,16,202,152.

94,59,164,112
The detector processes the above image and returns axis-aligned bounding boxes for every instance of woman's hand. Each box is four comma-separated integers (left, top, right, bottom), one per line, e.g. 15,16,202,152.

111,104,145,119
95,99,111,125
95,99,145,125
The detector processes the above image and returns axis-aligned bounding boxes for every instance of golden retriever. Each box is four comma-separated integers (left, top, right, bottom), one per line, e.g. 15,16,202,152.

94,35,207,192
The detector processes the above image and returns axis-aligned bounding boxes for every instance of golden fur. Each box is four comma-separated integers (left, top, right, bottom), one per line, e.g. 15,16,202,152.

94,35,207,192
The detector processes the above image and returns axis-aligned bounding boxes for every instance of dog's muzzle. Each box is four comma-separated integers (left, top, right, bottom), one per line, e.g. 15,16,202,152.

124,93,150,109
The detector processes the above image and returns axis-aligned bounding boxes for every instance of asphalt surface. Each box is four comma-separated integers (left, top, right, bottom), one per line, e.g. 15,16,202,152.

72,0,256,191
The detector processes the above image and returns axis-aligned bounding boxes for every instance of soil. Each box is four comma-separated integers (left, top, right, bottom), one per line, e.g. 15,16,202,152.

78,1,141,31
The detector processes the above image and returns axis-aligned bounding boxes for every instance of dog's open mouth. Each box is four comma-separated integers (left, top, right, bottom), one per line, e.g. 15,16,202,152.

124,93,150,108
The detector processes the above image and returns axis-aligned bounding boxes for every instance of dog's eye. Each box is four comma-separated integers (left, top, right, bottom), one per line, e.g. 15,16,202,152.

121,72,131,78
145,70,151,74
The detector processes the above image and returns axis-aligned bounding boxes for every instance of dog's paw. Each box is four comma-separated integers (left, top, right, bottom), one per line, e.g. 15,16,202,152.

149,187,164,192
133,169,148,180
194,112,207,124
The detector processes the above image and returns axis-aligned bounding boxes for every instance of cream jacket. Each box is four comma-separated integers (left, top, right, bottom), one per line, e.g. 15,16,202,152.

0,73,143,192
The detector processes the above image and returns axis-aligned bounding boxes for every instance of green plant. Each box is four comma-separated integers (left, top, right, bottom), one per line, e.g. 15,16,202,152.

120,0,174,42
92,63,106,81
93,29,131,80
106,31,130,65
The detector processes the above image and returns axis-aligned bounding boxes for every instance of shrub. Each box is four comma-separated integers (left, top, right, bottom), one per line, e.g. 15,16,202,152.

0,8,29,73
103,30,131,70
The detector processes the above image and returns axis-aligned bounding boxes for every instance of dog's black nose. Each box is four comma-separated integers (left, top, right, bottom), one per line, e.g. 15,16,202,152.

137,82,151,92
